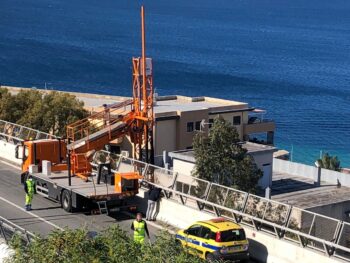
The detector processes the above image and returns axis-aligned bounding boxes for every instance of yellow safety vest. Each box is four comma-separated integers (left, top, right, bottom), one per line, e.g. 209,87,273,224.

26,179,35,194
133,220,146,239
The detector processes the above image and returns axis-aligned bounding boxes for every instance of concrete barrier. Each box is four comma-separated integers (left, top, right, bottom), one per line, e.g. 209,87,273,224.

273,158,350,187
137,189,341,263
0,141,21,165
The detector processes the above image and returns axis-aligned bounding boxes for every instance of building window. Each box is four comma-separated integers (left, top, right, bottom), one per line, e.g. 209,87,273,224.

209,119,214,128
187,122,194,132
195,121,201,131
233,116,241,125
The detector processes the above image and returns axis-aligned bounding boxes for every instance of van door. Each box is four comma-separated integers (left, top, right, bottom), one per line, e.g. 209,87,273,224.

184,224,203,256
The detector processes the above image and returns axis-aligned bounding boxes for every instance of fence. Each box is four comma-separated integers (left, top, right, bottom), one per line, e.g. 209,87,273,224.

92,152,350,261
273,158,350,188
0,216,34,245
0,119,58,145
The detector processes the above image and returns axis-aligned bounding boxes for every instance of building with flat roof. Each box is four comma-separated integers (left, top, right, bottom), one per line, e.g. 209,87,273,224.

152,95,275,156
167,142,276,191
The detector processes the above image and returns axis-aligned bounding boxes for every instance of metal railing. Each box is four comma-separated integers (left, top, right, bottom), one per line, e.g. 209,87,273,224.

0,119,58,144
91,152,350,261
0,216,35,245
66,99,132,144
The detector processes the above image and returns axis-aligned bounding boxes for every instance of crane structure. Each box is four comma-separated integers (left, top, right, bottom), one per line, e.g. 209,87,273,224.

65,6,154,181
131,6,154,164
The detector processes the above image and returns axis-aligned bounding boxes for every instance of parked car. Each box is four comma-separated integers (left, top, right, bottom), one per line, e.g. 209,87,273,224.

176,218,249,262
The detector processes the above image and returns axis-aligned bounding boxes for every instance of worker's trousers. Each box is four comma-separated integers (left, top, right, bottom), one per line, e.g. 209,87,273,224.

134,235,145,245
25,193,33,205
146,200,156,220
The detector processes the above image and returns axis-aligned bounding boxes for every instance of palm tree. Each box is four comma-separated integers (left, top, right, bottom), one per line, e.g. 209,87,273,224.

316,153,341,171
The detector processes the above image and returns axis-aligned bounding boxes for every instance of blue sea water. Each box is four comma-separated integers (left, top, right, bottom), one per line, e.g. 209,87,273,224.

0,0,349,166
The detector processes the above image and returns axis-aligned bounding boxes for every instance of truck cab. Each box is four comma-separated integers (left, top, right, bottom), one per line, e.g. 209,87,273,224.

16,139,67,173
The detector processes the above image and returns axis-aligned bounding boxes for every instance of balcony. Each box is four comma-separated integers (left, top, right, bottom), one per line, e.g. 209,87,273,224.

244,118,276,134
244,109,275,134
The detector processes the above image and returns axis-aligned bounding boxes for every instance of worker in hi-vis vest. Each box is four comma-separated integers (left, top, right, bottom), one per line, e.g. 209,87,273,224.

131,212,150,244
24,174,36,211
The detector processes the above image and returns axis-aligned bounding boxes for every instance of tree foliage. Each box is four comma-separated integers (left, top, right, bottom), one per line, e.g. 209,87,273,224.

316,153,341,171
0,87,88,136
192,117,262,193
7,226,204,263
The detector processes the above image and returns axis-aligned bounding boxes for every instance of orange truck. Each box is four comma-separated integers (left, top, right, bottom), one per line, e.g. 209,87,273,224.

15,139,142,214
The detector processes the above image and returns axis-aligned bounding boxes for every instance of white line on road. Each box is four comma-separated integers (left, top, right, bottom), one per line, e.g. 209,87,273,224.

0,196,64,231
0,160,21,170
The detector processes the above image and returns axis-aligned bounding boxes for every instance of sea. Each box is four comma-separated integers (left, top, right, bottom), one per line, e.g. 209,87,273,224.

0,0,349,166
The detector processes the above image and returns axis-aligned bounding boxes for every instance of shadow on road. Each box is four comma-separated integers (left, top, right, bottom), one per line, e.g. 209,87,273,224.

31,206,62,211
248,238,268,263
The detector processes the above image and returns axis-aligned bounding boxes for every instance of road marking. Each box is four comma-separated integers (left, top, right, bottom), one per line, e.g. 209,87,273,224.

0,160,21,170
0,196,64,231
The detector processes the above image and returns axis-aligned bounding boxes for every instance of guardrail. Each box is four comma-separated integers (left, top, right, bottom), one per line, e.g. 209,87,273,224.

0,216,35,245
92,151,350,262
0,120,58,144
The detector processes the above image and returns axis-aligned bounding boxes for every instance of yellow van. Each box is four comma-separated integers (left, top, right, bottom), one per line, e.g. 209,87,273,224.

176,218,249,262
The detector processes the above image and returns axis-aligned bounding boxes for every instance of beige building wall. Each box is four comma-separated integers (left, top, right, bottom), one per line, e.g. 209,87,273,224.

209,111,248,140
177,110,209,150
154,119,177,155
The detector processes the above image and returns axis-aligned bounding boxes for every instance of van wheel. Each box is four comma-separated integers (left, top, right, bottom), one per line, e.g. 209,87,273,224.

205,253,215,262
61,190,72,212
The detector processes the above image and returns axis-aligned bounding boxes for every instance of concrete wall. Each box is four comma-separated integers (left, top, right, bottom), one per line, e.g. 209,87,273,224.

273,158,350,187
0,141,21,165
308,201,350,223
273,158,315,180
137,189,341,263
250,151,273,189
173,159,194,177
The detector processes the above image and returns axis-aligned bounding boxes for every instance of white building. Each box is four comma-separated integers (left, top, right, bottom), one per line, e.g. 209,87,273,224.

167,142,276,193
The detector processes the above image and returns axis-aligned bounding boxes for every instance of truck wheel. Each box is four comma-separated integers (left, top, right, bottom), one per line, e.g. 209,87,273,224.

61,190,72,212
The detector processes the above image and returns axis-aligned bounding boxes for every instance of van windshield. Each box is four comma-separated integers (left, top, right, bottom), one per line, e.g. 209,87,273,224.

220,229,246,242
